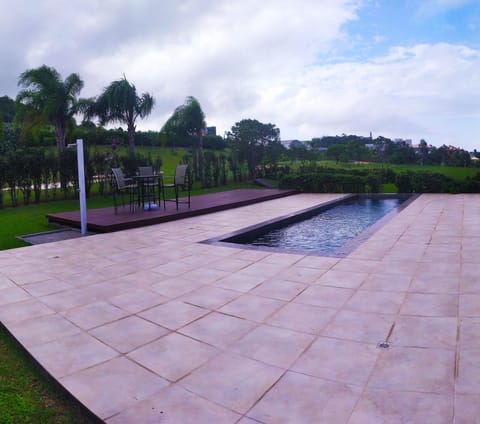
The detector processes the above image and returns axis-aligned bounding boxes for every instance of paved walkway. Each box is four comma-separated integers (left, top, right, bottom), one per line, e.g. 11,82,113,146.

0,193,479,423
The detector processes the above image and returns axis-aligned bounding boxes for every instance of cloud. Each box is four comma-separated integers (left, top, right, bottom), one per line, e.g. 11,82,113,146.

1,1,480,150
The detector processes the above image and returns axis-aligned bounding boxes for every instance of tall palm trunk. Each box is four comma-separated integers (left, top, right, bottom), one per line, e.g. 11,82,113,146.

127,123,136,156
54,121,66,153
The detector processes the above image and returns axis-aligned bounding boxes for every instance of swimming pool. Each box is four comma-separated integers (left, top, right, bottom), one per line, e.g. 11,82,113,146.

205,194,413,256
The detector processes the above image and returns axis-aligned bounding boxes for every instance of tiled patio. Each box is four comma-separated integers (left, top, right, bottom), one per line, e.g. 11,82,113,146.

0,193,479,423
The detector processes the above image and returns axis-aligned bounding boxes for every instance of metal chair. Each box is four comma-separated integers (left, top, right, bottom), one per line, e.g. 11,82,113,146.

111,168,137,213
162,164,191,211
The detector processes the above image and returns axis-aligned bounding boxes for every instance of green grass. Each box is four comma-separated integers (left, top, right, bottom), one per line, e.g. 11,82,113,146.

0,327,96,424
0,181,260,251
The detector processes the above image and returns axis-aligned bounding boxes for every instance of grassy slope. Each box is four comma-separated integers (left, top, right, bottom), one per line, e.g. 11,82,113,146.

0,327,95,424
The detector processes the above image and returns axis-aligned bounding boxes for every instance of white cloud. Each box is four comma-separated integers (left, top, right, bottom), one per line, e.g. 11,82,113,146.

1,1,480,150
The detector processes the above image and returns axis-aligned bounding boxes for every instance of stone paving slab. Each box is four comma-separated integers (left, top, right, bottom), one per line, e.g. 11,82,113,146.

0,193,479,423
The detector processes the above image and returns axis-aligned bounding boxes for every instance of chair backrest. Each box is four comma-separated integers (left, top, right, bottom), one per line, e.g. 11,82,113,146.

138,166,154,176
174,165,188,185
111,168,127,190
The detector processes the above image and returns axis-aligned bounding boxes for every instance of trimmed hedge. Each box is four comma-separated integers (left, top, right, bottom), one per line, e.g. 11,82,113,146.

279,168,480,194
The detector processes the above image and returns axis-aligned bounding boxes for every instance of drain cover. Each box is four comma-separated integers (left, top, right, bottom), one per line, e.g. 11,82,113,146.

377,341,390,349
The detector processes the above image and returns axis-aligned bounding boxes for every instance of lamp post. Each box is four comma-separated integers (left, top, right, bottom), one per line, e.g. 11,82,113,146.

67,139,88,235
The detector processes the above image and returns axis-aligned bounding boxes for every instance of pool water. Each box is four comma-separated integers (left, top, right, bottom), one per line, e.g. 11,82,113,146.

233,197,405,255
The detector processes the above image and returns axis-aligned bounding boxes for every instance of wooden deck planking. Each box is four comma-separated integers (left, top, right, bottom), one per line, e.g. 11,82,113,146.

47,189,296,233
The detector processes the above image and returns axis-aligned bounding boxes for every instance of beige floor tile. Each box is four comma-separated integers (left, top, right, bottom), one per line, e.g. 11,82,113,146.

151,277,205,298
109,288,169,313
390,315,458,349
239,261,289,279
409,274,459,294
400,293,458,317
23,279,73,297
128,332,219,381
181,267,230,284
457,349,480,394
368,346,455,393
89,316,169,353
179,312,256,348
106,384,240,424
373,260,418,276
454,394,480,424
315,269,368,288
250,278,308,301
7,313,82,347
322,310,395,344
332,258,380,273
345,290,406,314
0,286,32,305
180,285,241,310
247,371,361,423
0,275,15,290
294,285,354,308
267,302,337,334
180,352,283,414
0,298,54,324
292,337,379,385
361,273,412,292
61,301,129,330
219,294,285,322
138,300,209,330
349,389,453,424
29,333,118,378
213,272,267,292
459,318,480,349
459,294,480,317
60,356,169,420
275,265,326,284
231,324,314,368
39,288,100,312
295,255,339,270
208,257,251,272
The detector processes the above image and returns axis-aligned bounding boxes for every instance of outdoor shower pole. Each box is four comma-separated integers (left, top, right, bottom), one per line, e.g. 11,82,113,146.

77,139,87,236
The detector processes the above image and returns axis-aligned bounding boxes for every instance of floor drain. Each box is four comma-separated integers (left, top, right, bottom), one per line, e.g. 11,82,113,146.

377,341,390,349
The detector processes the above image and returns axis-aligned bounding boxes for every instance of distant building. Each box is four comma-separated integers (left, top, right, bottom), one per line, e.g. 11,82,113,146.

281,139,307,149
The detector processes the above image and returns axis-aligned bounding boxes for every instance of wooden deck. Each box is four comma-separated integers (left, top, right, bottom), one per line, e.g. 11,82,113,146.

47,188,296,233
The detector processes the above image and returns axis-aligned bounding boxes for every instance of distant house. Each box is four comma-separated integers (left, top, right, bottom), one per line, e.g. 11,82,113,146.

206,126,216,136
281,139,307,149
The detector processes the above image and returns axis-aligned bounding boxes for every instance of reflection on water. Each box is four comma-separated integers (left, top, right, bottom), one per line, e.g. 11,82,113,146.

246,198,402,255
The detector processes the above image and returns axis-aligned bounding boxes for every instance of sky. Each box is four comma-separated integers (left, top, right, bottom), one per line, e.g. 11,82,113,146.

1,0,480,150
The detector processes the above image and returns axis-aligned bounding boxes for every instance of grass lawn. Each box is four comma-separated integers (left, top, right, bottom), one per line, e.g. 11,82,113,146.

0,327,97,424
0,181,260,251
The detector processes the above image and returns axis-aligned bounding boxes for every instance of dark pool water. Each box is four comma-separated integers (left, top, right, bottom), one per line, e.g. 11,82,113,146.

242,197,403,255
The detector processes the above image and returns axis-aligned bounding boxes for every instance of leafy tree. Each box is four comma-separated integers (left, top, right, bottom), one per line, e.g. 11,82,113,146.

83,76,154,156
227,119,280,178
162,96,206,182
16,65,84,153
327,144,347,164
0,96,15,122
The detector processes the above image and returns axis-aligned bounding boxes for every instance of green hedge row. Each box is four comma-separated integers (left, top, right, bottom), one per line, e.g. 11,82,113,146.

279,169,480,193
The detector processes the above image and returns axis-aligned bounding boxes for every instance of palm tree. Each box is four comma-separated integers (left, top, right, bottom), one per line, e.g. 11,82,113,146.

162,96,206,181
84,76,154,156
16,65,84,153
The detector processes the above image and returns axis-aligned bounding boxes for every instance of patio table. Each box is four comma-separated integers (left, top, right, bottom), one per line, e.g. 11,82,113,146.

133,173,163,211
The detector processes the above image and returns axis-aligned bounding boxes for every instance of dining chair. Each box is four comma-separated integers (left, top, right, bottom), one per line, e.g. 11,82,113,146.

111,168,137,213
162,164,191,211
